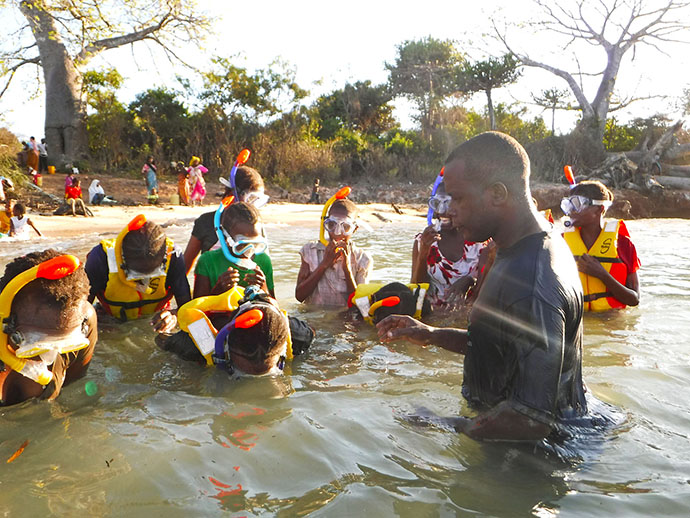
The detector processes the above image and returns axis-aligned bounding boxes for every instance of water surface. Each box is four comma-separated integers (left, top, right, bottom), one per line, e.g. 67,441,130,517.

1,217,689,517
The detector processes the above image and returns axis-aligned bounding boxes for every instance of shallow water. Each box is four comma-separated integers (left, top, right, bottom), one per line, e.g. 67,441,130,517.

1,217,690,517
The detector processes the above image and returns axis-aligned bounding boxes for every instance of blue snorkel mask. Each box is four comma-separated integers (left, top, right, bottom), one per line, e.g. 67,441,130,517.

214,196,264,271
426,167,445,229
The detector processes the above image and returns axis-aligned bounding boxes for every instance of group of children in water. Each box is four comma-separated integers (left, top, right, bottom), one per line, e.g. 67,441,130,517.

0,157,640,406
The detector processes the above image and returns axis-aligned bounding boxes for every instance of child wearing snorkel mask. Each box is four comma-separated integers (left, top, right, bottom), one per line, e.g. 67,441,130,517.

183,166,269,275
411,181,486,309
156,287,314,375
0,250,97,406
295,197,372,306
561,180,640,311
84,217,191,332
193,202,274,298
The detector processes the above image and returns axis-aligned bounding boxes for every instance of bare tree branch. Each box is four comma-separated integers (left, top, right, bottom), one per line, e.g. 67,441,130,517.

0,56,40,98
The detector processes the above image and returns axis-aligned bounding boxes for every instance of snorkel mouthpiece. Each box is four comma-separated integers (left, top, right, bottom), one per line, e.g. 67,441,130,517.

319,186,352,246
427,167,445,226
0,254,81,385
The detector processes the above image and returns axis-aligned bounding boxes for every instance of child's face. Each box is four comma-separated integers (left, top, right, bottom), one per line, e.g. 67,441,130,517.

226,221,266,258
12,206,23,217
325,207,357,243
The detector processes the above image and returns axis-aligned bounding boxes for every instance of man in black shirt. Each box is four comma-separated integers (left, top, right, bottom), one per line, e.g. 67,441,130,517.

377,131,587,442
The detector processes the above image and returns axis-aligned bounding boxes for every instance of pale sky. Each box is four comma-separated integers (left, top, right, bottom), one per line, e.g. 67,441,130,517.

2,0,689,141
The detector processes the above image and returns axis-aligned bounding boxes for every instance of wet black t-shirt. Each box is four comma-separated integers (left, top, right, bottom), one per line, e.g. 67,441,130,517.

463,231,587,425
191,211,219,253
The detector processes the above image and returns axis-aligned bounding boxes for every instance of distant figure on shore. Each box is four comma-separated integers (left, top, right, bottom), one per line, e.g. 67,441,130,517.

10,202,42,238
64,170,75,196
562,180,640,311
309,178,320,204
88,179,105,205
142,155,158,204
26,136,39,172
176,161,190,205
66,178,89,217
188,156,208,207
38,138,48,173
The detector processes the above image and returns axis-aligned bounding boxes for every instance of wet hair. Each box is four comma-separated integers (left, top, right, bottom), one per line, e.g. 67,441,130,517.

235,166,264,194
370,282,418,324
328,198,357,218
227,302,289,373
570,180,613,202
121,221,167,268
222,201,260,229
445,131,530,191
13,202,26,216
0,249,89,315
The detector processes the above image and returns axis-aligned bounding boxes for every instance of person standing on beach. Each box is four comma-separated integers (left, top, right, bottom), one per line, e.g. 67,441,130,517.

38,138,48,173
142,156,158,204
26,137,39,172
187,156,208,207
377,132,587,442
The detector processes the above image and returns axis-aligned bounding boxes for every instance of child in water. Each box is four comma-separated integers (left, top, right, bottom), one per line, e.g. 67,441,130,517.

561,180,640,311
9,202,42,238
0,250,98,406
193,202,274,298
295,194,372,306
156,286,314,374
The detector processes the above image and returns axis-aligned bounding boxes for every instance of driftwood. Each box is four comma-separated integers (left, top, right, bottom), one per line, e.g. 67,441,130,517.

654,176,690,191
662,165,690,178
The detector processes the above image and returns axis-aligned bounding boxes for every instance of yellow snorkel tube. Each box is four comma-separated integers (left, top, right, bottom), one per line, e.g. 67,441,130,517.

319,186,352,246
0,255,81,385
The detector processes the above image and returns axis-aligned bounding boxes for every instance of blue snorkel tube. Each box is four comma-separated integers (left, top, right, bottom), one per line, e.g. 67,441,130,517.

426,167,445,226
229,148,251,200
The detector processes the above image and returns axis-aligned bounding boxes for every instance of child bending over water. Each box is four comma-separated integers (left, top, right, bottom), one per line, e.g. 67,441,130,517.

0,250,97,406
296,194,372,306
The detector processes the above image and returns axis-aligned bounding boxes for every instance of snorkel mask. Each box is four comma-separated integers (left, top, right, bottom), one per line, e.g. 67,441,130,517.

114,214,169,295
0,255,88,385
213,196,267,271
426,167,445,230
560,195,612,216
319,186,352,246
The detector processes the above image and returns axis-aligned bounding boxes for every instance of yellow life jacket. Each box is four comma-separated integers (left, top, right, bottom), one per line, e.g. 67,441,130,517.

177,286,293,366
350,282,428,325
97,237,175,321
563,220,628,312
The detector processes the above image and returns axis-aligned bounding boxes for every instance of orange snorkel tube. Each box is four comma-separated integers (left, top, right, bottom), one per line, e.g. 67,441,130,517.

0,255,81,385
319,186,351,246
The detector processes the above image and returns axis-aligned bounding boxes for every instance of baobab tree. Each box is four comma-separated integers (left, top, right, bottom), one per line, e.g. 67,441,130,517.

496,0,690,156
0,0,207,165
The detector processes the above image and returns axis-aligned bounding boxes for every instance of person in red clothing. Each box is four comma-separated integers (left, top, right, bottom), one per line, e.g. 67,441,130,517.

66,178,88,217
561,180,640,311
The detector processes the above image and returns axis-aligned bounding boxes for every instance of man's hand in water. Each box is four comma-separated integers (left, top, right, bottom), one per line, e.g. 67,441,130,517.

151,309,177,333
445,275,476,309
577,254,608,279
377,315,433,346
213,268,240,294
244,267,266,288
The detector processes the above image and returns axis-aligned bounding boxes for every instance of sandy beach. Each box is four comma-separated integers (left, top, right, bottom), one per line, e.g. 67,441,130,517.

28,201,427,240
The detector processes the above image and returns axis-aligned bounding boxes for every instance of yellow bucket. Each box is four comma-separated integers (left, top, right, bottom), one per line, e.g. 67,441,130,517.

170,193,180,205
47,165,56,174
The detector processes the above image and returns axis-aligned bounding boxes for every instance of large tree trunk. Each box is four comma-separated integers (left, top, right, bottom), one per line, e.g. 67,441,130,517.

20,1,88,166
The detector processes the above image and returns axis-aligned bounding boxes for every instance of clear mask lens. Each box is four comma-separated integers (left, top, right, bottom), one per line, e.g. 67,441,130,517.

241,191,270,208
428,194,451,215
223,230,268,258
560,195,613,216
324,217,356,236
13,328,90,359
125,264,166,282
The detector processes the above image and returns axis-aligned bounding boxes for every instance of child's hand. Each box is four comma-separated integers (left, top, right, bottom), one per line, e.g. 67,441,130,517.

445,275,475,310
244,267,266,288
577,254,608,279
151,309,177,333
339,240,353,273
419,225,441,253
322,240,341,267
213,268,240,294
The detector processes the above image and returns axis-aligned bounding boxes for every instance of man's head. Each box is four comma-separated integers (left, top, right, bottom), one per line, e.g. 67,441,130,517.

0,249,90,335
121,221,167,274
224,297,290,375
444,132,531,243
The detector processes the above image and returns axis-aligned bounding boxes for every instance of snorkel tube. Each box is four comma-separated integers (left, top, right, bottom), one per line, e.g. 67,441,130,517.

0,255,80,384
213,308,264,370
426,167,445,226
367,296,400,324
319,186,351,246
564,165,577,188
229,148,252,200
